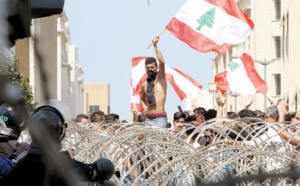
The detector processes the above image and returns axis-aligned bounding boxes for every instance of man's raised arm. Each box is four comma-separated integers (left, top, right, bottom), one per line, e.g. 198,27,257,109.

152,36,165,79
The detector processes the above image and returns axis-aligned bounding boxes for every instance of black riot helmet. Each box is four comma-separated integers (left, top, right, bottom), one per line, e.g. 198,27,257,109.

31,99,70,142
0,103,24,139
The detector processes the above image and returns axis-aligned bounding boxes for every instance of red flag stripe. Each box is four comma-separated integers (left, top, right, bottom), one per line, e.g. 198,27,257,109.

173,68,203,90
205,0,254,29
166,73,186,100
132,57,147,67
214,71,229,95
240,54,268,94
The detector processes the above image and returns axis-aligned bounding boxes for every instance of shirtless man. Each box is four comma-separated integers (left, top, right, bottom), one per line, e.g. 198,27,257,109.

140,36,167,128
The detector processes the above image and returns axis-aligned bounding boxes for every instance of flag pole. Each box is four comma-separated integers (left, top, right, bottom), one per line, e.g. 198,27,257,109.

146,28,166,49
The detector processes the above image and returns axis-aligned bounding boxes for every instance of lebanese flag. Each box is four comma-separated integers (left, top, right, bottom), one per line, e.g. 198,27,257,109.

130,84,144,113
165,66,203,100
214,53,268,95
132,57,202,101
166,0,254,54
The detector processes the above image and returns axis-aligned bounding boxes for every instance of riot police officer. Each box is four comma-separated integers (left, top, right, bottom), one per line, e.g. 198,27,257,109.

0,103,26,183
4,99,115,185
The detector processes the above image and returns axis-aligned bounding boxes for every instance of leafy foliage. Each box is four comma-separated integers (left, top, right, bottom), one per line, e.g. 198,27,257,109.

0,57,37,112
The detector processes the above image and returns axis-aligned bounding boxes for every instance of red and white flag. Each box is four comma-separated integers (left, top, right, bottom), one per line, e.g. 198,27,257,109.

130,83,144,113
166,0,254,54
165,66,203,100
131,57,202,108
214,53,268,95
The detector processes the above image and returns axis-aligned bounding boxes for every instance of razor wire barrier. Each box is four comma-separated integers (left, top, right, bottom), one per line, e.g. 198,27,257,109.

2,48,300,185
60,119,300,186
1,5,300,185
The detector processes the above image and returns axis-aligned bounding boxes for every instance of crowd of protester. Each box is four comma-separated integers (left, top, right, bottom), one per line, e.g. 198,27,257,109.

1,92,300,185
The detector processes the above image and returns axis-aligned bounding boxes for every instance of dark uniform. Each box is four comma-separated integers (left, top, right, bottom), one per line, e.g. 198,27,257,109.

4,148,95,185
4,99,115,186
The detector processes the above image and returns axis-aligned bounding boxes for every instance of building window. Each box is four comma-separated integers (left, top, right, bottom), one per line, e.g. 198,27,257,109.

275,36,281,58
89,105,100,114
275,0,281,20
274,74,281,96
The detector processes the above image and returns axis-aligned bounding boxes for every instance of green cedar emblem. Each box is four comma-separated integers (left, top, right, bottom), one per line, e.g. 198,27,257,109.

227,61,241,72
196,7,216,31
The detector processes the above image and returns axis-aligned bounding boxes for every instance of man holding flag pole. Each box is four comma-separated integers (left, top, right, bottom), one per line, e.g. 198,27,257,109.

140,36,168,128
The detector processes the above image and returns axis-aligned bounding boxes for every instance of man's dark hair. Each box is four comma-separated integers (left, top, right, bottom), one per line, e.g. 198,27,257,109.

75,114,89,123
185,115,196,122
238,109,256,118
183,111,190,118
145,57,157,67
166,122,171,128
137,114,146,122
173,112,186,122
90,111,105,123
204,109,217,121
193,107,206,115
253,110,266,120
284,113,292,123
290,111,296,118
105,113,119,123
227,112,239,119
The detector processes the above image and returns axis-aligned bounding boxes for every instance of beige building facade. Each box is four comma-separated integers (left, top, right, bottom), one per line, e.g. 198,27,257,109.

210,0,282,113
83,83,110,116
281,0,300,111
15,12,84,118
68,45,84,118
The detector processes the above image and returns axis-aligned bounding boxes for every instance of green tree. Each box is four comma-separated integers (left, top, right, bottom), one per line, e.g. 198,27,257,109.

196,7,216,31
0,57,37,112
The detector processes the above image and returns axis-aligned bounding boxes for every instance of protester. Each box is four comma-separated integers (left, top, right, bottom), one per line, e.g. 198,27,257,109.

204,109,217,121
140,36,168,128
131,107,138,122
185,115,197,125
90,110,106,124
90,110,106,132
226,111,239,119
170,112,189,140
105,113,120,123
245,105,282,146
75,113,90,124
172,112,186,129
137,114,146,123
4,99,115,185
278,100,300,146
238,109,256,119
253,110,266,120
193,107,206,127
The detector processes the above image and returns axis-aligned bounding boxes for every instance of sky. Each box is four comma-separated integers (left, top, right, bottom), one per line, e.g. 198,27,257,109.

64,0,215,121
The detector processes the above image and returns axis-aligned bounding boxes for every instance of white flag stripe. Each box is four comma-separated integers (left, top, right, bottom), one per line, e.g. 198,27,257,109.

165,66,200,96
175,0,252,45
132,58,146,90
131,92,140,104
130,85,144,113
226,58,256,95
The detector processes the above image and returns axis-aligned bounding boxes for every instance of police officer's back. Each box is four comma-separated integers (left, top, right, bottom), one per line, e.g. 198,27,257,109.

4,99,115,186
